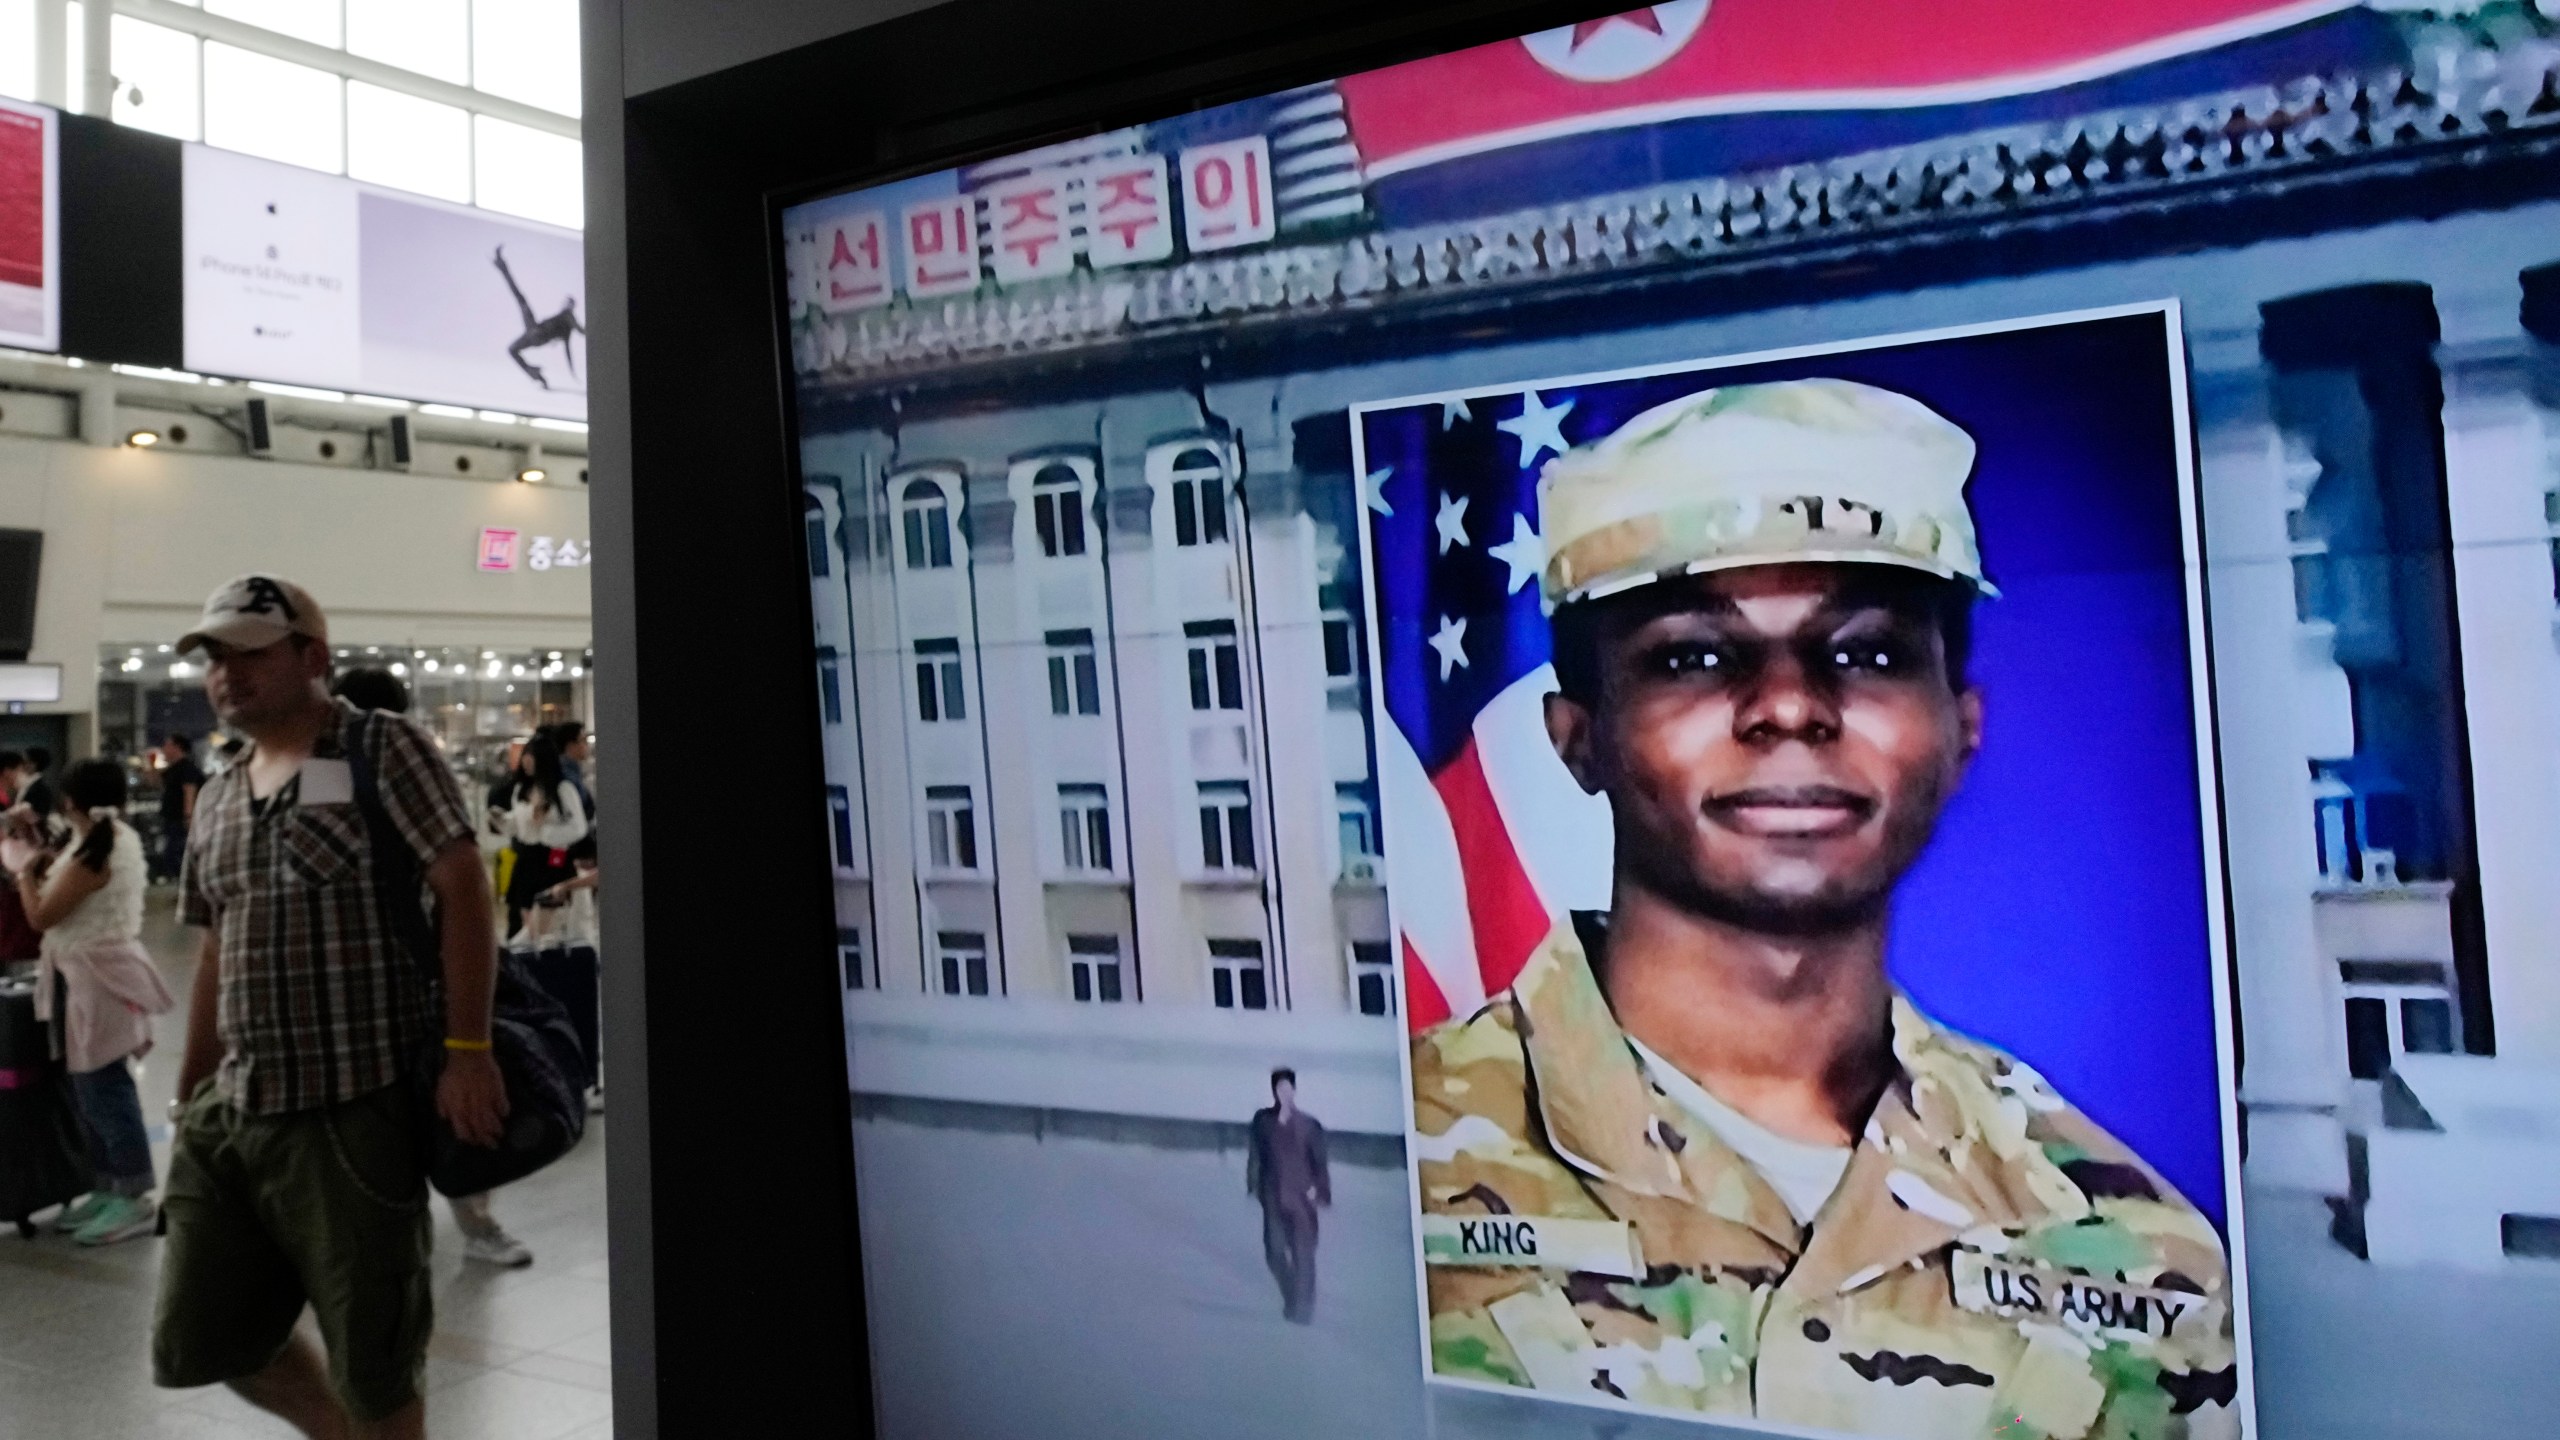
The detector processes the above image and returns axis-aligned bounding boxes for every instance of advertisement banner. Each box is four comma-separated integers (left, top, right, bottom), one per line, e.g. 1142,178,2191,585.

0,97,61,353
181,145,361,388
357,189,586,417
182,145,586,419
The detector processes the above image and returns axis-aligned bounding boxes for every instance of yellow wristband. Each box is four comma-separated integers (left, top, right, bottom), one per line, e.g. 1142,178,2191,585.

443,1037,493,1053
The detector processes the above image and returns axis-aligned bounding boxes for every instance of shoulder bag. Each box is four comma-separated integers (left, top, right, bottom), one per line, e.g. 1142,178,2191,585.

343,710,588,1197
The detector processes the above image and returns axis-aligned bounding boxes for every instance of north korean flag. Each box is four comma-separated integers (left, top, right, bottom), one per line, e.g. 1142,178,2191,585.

1340,1,2394,219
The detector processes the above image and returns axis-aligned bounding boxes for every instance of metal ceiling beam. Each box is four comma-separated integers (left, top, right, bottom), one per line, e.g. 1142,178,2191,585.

118,0,582,142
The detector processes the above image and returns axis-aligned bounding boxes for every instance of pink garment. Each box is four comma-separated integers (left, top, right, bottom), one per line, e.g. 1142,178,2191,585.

35,935,176,1073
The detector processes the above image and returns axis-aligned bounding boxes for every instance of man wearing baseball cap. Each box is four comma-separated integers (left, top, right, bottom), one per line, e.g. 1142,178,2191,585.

153,575,504,1439
1410,381,2236,1438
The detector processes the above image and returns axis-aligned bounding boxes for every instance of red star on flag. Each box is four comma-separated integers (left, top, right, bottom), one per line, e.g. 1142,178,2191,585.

1569,7,1667,49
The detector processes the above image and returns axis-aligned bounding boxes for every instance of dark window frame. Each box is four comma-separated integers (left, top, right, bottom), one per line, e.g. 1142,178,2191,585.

1030,462,1088,558
900,476,955,569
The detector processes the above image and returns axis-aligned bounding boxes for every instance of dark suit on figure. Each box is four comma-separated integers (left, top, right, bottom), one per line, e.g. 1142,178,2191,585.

1246,1103,1330,1323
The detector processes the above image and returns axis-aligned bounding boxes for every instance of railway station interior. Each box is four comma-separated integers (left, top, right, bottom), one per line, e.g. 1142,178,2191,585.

5,2,2560,1438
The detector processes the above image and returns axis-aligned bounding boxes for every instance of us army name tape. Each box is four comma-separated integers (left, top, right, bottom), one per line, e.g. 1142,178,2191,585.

1420,1215,1642,1279
1950,1249,2209,1339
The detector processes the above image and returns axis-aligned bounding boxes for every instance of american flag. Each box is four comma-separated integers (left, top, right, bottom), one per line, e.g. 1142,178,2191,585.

1358,386,1631,1033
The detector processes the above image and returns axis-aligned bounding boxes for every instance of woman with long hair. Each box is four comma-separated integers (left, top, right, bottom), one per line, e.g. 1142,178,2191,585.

505,731,591,949
15,759,175,1245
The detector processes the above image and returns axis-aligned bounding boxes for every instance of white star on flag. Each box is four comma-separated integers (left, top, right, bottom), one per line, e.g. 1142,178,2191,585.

1488,514,1544,594
1440,397,1473,430
1360,465,1395,516
1428,615,1470,680
1497,390,1575,469
1435,492,1472,554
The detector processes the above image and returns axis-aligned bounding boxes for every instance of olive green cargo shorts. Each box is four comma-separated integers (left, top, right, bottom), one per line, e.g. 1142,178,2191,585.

152,1080,433,1422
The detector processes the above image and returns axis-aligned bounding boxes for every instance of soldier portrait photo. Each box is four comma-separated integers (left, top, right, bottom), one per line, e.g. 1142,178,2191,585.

1357,309,2247,1440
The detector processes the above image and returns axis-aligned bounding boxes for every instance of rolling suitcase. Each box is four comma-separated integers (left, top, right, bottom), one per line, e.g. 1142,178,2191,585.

516,888,600,1092
521,941,599,1092
0,977,92,1237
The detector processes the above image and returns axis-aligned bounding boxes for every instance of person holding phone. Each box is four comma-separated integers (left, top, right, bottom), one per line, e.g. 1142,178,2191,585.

18,760,176,1245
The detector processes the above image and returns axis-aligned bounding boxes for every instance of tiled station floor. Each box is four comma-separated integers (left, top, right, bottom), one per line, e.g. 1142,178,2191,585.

0,899,613,1439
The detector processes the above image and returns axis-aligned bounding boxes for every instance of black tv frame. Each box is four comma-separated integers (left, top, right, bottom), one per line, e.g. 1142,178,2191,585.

584,2,1621,1433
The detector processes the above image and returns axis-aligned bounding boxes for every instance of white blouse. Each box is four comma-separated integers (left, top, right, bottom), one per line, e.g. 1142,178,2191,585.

509,783,591,850
42,819,147,951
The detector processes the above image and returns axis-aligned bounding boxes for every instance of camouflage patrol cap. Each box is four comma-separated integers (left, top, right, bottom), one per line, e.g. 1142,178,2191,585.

1537,378,1995,606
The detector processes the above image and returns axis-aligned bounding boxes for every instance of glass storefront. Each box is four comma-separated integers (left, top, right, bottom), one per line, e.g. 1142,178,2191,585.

95,642,596,793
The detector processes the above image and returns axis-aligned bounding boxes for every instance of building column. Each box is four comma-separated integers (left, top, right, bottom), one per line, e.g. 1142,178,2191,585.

2194,365,2350,1193
2440,267,2560,1063
80,0,111,118
2262,283,2493,1056
34,0,68,110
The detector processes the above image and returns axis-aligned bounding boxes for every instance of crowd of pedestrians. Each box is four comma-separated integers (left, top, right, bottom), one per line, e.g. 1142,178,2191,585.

0,574,606,1439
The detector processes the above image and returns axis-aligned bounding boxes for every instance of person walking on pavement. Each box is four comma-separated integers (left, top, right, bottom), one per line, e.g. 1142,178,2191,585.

18,759,176,1244
153,575,506,1440
154,733,205,883
1246,1067,1330,1325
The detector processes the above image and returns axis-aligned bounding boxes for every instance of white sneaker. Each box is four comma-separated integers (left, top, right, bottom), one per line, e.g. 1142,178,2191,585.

461,1226,534,1268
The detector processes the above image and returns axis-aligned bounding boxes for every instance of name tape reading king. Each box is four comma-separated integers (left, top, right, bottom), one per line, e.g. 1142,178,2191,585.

1419,1215,1643,1279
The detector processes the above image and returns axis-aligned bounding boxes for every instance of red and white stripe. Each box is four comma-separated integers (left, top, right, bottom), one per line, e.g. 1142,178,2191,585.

1388,664,1615,1032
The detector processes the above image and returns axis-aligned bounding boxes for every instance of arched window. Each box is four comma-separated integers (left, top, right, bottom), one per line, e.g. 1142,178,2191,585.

1164,446,1229,547
1031,462,1087,558
900,476,954,569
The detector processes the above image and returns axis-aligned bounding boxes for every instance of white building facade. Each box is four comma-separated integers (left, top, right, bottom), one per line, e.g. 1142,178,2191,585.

800,391,1401,1131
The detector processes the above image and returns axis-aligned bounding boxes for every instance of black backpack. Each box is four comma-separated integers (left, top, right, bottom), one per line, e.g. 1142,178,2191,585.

344,711,588,1197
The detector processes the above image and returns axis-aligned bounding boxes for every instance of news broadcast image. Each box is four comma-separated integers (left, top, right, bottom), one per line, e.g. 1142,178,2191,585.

777,4,2560,1439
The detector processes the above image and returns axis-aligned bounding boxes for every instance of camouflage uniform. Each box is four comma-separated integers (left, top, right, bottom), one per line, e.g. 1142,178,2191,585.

1413,918,2238,1439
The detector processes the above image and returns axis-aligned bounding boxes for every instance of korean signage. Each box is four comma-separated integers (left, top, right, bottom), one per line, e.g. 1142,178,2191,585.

477,528,592,573
1177,139,1274,253
900,197,980,298
0,97,60,353
788,147,1222,308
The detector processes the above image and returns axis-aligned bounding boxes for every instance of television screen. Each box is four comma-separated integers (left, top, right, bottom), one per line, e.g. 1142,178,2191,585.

778,6,2560,1439
0,528,40,662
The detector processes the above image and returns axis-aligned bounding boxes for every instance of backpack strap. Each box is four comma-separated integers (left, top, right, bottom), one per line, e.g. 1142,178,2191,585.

340,708,445,1004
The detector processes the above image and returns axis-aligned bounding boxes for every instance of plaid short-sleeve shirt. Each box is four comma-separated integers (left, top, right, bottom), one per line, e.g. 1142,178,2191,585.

181,699,478,1115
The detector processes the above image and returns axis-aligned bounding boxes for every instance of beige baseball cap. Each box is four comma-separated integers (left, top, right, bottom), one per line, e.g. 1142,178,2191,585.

176,574,330,655
1537,378,1995,607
